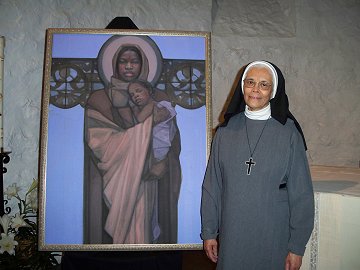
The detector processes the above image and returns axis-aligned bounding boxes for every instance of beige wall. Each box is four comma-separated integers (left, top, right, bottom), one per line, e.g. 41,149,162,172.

0,0,359,191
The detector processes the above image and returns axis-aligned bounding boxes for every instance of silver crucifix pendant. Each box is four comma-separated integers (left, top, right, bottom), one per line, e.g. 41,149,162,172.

245,157,256,175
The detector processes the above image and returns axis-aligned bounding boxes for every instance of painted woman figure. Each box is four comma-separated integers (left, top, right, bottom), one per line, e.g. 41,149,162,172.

83,42,181,244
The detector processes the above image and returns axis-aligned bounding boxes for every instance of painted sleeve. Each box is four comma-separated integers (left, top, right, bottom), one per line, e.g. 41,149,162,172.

287,127,315,256
200,129,223,240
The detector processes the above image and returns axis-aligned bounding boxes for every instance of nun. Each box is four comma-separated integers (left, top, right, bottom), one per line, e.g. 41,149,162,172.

201,60,314,270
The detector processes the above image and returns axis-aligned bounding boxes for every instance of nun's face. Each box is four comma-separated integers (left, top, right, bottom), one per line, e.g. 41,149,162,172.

243,67,273,111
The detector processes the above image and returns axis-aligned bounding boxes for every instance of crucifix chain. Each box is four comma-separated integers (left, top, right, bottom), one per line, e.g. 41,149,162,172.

244,116,270,175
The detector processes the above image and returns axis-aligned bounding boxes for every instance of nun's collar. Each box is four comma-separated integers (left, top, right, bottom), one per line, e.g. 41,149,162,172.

245,104,271,120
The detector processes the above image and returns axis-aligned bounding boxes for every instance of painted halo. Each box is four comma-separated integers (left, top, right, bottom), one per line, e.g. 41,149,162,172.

97,35,163,86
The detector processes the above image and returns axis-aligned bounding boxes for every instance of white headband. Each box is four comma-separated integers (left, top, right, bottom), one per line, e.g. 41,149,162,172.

241,61,278,99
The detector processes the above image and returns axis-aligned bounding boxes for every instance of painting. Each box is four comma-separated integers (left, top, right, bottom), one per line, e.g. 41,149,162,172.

38,28,212,251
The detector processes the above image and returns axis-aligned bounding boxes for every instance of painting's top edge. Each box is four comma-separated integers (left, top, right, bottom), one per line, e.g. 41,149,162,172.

46,28,210,37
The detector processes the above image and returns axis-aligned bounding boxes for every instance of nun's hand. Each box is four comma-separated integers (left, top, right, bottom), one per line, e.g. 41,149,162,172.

203,239,218,263
285,252,302,270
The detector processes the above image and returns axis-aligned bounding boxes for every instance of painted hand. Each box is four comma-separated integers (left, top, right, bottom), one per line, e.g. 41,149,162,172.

153,106,170,124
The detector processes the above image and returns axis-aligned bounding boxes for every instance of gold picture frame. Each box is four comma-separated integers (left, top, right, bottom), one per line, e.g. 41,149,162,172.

38,28,212,251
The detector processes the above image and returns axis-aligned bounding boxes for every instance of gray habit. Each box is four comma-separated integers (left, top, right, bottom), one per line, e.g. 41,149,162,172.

201,113,314,270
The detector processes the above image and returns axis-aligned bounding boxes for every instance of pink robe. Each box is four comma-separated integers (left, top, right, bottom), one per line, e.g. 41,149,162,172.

86,108,158,243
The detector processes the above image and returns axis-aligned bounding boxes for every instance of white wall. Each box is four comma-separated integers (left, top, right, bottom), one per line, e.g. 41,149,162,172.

211,0,360,167
0,0,359,202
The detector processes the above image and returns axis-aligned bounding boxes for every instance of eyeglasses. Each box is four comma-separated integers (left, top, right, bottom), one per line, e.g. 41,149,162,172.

243,79,272,91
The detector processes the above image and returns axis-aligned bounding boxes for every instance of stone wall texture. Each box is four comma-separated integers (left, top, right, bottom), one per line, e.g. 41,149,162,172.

0,0,359,191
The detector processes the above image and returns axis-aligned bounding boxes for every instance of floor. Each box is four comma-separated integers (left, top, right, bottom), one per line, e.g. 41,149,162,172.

58,250,216,270
182,250,216,270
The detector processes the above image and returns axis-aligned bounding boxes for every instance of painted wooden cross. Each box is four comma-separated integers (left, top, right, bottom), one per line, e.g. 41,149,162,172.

245,157,256,175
